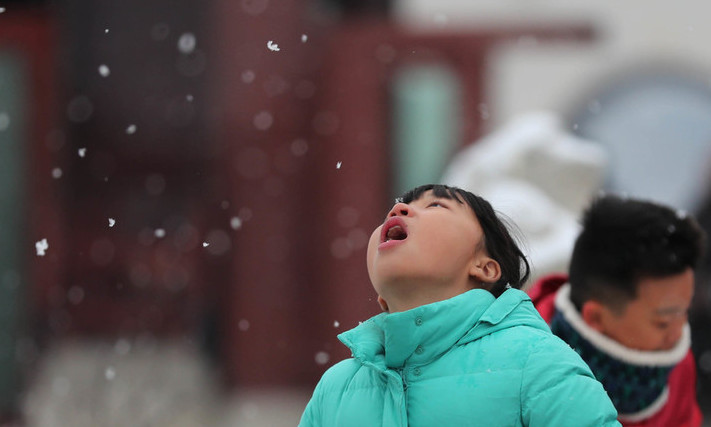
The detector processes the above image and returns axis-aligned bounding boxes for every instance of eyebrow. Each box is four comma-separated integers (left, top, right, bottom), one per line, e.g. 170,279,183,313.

419,193,460,204
654,306,687,316
416,195,458,206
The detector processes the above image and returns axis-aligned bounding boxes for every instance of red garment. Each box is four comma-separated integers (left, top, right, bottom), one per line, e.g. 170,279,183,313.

528,274,703,427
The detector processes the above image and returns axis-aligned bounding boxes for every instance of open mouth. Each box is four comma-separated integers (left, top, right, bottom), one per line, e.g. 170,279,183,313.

381,218,408,244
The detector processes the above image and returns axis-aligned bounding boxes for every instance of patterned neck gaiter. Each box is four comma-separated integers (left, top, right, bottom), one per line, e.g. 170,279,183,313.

552,284,689,422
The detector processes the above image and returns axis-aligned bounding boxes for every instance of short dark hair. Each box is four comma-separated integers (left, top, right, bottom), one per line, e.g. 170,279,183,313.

569,194,706,311
397,184,531,296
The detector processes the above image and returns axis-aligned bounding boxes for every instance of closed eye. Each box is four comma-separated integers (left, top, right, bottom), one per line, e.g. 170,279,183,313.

427,201,447,208
654,321,671,330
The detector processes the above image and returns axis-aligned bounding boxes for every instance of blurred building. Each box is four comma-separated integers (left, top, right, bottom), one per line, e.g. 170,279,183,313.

0,0,710,425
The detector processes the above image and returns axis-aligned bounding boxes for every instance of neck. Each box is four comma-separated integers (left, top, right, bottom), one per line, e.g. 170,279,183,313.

381,278,475,313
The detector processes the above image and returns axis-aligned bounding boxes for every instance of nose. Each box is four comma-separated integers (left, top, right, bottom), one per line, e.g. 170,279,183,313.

388,202,411,218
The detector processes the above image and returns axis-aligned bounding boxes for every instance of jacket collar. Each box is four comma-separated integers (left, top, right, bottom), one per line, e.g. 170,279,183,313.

338,288,537,369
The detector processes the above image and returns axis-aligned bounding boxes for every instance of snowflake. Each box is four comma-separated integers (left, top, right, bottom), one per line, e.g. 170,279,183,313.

267,40,280,52
35,238,49,256
78,148,86,157
315,351,330,365
105,366,116,380
336,161,342,169
108,218,116,227
178,33,197,54
98,64,110,77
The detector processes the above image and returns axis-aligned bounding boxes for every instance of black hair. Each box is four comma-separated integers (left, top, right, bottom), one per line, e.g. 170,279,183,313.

569,194,706,311
397,184,531,297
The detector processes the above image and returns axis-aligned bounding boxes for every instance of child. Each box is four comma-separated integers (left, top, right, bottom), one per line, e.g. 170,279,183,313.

528,194,706,426
300,184,619,426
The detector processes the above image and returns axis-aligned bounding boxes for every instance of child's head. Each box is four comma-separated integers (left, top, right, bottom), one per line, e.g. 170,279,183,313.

366,184,530,312
569,194,706,350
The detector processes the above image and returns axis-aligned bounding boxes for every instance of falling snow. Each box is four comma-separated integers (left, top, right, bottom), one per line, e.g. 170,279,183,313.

253,111,273,130
314,351,330,365
98,64,110,77
104,28,109,33
202,242,209,248
154,228,166,238
178,33,197,54
301,34,308,43
241,70,256,84
230,217,242,230
238,319,250,331
0,7,5,13
105,366,116,380
333,320,340,328
108,218,116,227
186,94,194,102
267,40,280,52
336,161,342,169
35,238,49,256
78,148,86,157
126,124,137,134
52,168,63,179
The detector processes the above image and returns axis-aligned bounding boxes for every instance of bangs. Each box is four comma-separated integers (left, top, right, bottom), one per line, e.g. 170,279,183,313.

397,184,465,205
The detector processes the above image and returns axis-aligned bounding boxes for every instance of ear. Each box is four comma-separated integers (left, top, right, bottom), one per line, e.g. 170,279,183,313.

377,295,389,312
581,300,607,333
469,256,502,285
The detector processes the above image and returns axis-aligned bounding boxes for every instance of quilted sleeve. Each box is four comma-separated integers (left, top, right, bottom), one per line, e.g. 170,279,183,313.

520,334,621,427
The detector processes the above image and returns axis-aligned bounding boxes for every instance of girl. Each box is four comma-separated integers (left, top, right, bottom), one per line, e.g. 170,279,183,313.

300,184,619,426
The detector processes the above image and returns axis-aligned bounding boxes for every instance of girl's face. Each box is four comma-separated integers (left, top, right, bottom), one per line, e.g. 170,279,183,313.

366,190,490,312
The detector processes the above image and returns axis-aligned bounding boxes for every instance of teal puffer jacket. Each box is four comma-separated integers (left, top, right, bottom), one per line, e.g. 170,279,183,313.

300,288,620,426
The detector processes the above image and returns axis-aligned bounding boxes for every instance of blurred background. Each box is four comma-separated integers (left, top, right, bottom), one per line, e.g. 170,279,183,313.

1,0,711,425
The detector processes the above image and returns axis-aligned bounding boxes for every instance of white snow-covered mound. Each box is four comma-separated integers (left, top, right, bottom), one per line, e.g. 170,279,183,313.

441,111,608,282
